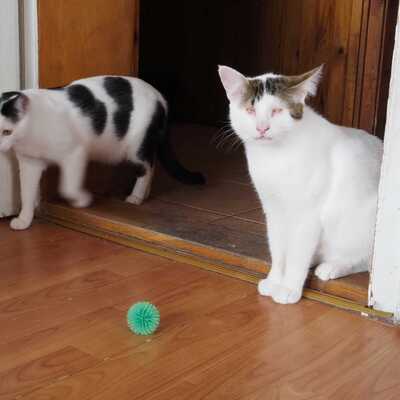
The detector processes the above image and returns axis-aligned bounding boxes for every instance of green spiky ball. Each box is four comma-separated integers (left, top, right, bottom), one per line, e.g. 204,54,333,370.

127,302,160,335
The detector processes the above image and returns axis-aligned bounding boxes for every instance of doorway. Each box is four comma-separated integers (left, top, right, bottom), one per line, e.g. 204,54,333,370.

38,0,398,313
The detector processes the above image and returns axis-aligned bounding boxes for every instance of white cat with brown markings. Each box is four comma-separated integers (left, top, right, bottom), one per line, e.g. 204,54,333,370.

0,76,204,230
219,65,382,304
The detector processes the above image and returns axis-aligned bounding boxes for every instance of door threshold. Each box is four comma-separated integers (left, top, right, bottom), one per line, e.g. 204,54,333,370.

39,200,392,321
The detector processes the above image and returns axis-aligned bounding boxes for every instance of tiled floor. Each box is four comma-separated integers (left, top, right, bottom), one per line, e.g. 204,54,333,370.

150,123,269,260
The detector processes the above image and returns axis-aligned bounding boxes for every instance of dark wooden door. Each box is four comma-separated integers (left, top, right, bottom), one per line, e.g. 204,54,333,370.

140,0,397,137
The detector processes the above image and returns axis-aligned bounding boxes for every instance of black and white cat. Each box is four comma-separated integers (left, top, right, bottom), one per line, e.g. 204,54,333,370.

0,76,204,230
219,65,382,304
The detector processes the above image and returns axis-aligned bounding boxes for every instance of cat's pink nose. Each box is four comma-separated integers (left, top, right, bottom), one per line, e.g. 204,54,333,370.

256,126,269,135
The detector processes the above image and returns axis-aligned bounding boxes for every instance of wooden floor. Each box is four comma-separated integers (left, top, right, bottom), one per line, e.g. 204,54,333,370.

1,220,399,399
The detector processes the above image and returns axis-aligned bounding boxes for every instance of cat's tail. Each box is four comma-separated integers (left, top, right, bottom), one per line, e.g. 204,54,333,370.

156,103,206,185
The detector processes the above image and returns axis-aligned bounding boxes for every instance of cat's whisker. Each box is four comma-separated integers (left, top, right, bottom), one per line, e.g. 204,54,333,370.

211,125,234,143
226,137,243,153
211,130,227,145
215,132,237,150
212,127,235,147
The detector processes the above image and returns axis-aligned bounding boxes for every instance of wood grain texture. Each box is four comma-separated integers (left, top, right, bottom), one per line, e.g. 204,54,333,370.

0,346,97,400
357,0,386,134
0,220,397,399
38,0,139,87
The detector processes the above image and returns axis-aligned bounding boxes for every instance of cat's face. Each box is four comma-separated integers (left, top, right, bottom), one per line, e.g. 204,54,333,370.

0,92,29,152
218,65,322,144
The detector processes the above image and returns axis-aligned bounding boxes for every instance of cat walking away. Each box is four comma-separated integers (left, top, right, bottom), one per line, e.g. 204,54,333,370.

0,76,204,230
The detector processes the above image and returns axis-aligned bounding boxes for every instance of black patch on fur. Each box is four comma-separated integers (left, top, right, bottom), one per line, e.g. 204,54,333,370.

0,91,23,122
129,161,146,177
265,77,287,95
67,84,107,134
103,77,133,139
138,101,165,165
265,78,276,94
147,101,205,185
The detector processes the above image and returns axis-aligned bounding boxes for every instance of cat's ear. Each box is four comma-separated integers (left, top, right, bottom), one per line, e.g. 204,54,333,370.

218,65,248,104
1,92,29,121
11,93,29,113
286,65,323,103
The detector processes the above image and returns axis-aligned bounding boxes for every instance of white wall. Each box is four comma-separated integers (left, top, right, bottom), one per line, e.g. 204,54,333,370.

0,1,20,91
0,0,21,217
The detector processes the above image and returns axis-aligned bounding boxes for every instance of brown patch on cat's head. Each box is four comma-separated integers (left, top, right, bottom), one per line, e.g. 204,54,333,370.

239,66,322,119
241,79,263,106
243,76,305,119
261,67,322,119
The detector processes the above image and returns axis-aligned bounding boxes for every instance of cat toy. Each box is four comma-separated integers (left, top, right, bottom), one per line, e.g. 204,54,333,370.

127,301,160,335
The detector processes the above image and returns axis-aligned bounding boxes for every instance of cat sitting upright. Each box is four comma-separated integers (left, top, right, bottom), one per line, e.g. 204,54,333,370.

0,76,204,230
218,65,382,304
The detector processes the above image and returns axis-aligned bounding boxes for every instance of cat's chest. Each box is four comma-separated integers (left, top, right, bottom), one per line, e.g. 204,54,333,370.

244,144,319,197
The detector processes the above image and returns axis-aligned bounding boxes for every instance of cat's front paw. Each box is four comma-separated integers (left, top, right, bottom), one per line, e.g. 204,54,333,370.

10,217,32,230
125,194,144,205
315,263,349,281
258,277,280,297
71,192,92,208
271,285,303,304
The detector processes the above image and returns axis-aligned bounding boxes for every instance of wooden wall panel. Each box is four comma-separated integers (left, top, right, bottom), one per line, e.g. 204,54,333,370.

38,0,139,88
140,0,397,136
356,0,386,134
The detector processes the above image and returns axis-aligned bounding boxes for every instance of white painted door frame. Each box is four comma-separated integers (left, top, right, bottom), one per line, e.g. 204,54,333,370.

20,0,39,89
370,9,400,322
0,0,21,217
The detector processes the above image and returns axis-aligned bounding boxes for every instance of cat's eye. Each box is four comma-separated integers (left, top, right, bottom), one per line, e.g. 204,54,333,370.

2,129,12,136
246,107,255,115
272,108,283,116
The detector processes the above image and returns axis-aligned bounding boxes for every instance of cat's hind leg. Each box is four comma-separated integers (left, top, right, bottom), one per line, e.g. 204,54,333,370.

126,162,154,205
11,155,46,230
59,147,92,208
314,262,367,281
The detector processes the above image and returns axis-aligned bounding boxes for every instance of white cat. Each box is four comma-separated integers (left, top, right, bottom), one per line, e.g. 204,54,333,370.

219,65,382,304
0,76,204,230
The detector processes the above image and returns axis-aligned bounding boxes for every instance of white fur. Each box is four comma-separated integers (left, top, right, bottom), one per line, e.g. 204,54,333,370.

219,66,383,304
0,76,166,230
